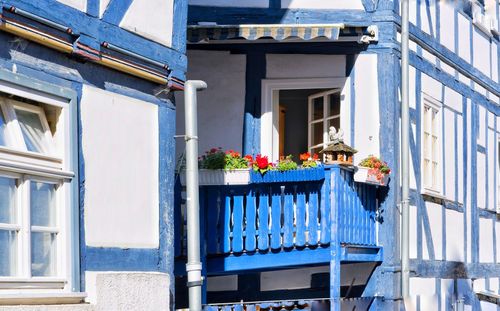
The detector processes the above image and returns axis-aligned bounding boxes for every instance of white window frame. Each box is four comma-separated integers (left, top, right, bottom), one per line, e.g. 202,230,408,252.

420,93,443,196
261,78,349,162
307,89,341,155
0,84,74,293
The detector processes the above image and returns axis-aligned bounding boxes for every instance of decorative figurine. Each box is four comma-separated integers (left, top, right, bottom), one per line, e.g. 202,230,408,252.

320,126,357,165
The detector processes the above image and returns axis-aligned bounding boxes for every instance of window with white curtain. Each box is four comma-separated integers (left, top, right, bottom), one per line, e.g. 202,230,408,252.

421,95,442,194
0,93,71,289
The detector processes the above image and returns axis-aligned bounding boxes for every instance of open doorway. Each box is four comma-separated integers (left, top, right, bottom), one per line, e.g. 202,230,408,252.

278,89,341,160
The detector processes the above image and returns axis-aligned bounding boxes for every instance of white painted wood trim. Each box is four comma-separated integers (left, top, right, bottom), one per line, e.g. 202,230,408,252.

261,78,347,161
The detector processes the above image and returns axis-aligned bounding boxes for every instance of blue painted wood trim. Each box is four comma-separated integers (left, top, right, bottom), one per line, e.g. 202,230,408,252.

86,0,99,17
0,68,80,291
471,103,479,264
172,0,188,54
84,247,159,271
101,0,134,25
158,102,176,293
188,6,375,25
4,0,187,77
410,259,500,279
462,97,468,263
269,0,280,9
329,167,340,311
361,0,378,12
243,52,266,155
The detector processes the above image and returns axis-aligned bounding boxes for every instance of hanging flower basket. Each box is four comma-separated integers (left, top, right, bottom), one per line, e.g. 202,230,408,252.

353,155,391,186
354,166,389,186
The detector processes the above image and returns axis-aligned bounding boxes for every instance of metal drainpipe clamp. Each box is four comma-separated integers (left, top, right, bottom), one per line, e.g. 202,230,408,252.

186,262,203,287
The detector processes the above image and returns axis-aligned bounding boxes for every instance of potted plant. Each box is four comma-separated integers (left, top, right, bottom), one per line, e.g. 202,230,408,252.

354,155,391,186
181,148,252,185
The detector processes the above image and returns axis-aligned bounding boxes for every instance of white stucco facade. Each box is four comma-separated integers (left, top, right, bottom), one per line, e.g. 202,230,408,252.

81,86,159,249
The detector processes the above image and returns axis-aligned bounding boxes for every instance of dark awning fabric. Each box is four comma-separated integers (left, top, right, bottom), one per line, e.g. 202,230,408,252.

187,24,378,44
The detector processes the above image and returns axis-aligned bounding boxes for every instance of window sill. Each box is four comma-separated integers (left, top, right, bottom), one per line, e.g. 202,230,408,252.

0,292,86,305
0,278,66,290
420,189,446,201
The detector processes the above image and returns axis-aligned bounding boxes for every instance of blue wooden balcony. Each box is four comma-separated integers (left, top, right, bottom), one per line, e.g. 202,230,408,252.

175,165,383,274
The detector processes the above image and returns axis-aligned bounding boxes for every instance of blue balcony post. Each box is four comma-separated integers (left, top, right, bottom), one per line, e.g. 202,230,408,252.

328,166,341,311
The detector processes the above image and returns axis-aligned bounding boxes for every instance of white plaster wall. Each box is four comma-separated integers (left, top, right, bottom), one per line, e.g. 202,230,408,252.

479,218,494,263
419,0,437,37
457,13,471,63
409,278,438,310
439,2,455,52
423,202,443,260
353,54,380,162
410,204,418,259
444,108,456,200
188,0,268,7
120,0,174,47
421,73,442,102
56,0,87,11
478,105,487,146
81,86,159,248
488,128,496,210
477,152,486,209
456,113,464,204
176,50,246,159
281,0,364,10
445,209,464,261
266,54,346,79
492,43,498,83
472,28,491,77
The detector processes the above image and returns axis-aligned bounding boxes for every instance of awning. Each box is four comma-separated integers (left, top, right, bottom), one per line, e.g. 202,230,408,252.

187,24,378,44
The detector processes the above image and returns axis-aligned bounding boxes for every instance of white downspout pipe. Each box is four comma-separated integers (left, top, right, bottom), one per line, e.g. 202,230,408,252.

184,80,207,311
401,0,411,303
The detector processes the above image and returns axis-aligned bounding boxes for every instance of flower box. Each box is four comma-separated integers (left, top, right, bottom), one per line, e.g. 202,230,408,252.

354,166,389,186
180,169,250,186
250,168,325,183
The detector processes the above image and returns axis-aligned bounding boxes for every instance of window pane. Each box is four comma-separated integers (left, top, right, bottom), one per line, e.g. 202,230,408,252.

0,176,16,224
31,232,56,277
0,107,6,146
31,182,56,227
0,230,17,276
15,108,48,153
311,122,323,146
312,97,323,120
328,92,341,116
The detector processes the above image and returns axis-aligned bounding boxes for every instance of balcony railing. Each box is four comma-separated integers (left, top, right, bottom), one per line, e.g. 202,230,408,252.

175,165,381,272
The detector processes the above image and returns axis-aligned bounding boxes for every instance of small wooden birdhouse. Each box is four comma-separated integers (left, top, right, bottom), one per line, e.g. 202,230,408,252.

320,127,357,165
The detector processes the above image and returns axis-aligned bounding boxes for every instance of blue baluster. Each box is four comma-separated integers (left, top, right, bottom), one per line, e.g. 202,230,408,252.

246,190,257,252
258,188,269,250
223,191,232,253
320,170,331,245
308,185,319,246
271,186,282,250
296,185,306,247
283,186,294,248
232,193,244,253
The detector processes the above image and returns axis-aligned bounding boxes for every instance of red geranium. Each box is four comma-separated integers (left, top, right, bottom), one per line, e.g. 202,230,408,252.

300,152,310,161
253,154,272,174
